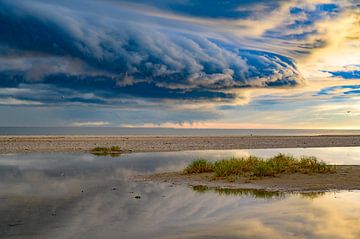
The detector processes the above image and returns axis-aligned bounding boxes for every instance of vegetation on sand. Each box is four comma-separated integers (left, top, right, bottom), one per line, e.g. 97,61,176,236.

90,146,122,156
184,154,335,178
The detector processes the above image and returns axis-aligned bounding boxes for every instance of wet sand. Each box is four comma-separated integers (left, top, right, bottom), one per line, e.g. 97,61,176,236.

140,165,360,192
1,135,360,153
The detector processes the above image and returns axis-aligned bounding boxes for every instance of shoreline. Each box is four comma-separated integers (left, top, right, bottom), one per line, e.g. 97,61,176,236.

1,135,360,154
138,165,360,192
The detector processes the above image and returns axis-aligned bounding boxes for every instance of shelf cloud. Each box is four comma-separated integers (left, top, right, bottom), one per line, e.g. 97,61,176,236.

0,0,359,128
0,0,306,105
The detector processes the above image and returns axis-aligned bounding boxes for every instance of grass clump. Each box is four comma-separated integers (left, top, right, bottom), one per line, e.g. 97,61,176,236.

90,146,122,156
184,159,214,174
183,154,335,179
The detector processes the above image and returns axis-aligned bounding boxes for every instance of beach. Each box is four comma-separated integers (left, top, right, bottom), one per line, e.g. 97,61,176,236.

2,135,360,192
1,135,360,154
141,165,360,192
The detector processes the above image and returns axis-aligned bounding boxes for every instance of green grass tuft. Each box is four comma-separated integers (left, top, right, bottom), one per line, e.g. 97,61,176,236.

183,153,335,179
183,159,214,174
90,146,122,156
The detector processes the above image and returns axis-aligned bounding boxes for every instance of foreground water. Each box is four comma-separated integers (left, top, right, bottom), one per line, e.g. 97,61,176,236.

1,148,360,238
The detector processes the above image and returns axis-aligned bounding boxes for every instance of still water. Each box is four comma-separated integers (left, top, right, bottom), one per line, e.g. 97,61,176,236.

1,148,360,238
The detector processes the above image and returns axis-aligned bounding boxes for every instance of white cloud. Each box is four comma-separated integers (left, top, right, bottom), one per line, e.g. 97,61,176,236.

71,121,110,126
0,97,43,105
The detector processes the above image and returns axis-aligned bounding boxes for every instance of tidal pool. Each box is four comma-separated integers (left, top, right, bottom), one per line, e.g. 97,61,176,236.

1,148,360,238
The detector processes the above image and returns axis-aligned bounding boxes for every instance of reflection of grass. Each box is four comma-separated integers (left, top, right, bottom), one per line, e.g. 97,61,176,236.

192,185,328,199
184,154,336,179
192,185,285,199
299,192,326,199
90,146,122,157
192,185,209,193
215,188,284,199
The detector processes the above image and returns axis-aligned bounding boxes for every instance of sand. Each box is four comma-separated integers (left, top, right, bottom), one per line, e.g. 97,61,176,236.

139,165,360,192
1,135,360,154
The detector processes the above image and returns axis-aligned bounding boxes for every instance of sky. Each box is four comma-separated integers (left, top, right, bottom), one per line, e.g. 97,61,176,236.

0,0,359,129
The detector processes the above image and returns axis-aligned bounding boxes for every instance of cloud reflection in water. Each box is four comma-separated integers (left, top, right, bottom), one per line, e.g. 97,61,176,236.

0,151,359,238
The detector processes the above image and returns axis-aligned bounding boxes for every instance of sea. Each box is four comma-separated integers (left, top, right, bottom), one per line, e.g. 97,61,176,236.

1,127,360,136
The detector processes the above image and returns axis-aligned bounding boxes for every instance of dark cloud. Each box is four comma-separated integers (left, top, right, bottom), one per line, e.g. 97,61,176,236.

0,104,221,126
115,0,284,19
264,3,341,45
317,85,360,96
325,70,360,79
0,0,305,106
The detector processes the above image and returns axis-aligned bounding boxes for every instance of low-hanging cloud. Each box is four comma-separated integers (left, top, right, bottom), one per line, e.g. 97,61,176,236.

0,0,306,105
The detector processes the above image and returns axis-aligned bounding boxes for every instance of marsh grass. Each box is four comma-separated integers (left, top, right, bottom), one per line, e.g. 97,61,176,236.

184,159,214,174
184,154,335,179
90,146,122,156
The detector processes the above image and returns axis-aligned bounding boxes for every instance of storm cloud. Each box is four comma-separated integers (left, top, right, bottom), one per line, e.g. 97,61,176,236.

0,0,307,106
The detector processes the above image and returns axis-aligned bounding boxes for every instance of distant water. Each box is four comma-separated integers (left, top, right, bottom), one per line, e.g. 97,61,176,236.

1,127,360,136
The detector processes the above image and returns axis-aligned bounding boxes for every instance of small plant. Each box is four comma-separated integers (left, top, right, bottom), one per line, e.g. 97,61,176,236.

252,160,275,177
90,146,122,156
110,146,121,151
192,185,209,193
183,159,214,174
297,156,335,173
183,154,335,179
267,154,297,174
